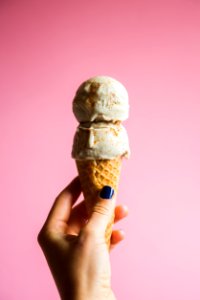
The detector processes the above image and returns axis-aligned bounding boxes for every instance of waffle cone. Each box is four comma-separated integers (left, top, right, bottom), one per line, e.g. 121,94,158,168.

76,158,122,248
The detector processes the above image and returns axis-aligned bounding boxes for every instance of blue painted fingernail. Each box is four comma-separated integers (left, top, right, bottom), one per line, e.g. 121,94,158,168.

99,186,114,199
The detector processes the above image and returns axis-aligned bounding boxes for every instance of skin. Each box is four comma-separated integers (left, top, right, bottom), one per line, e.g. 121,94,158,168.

38,177,128,300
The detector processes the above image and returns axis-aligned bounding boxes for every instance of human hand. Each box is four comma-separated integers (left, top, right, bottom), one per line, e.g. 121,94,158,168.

38,177,128,300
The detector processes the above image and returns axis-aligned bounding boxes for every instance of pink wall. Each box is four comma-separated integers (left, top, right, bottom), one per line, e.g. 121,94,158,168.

1,0,200,299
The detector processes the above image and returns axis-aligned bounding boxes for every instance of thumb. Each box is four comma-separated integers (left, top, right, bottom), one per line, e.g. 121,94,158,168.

86,186,115,234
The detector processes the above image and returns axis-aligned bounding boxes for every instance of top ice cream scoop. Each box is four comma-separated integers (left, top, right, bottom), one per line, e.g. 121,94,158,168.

73,76,129,123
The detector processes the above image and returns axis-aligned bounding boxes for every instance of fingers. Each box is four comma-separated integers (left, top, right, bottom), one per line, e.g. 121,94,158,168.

110,230,125,250
110,206,128,249
111,229,125,245
80,186,129,247
42,177,81,233
114,205,128,223
66,200,88,235
66,201,128,237
84,186,115,235
67,202,129,237
111,205,128,248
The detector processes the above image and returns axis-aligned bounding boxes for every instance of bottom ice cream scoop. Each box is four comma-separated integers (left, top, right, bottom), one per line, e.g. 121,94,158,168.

72,122,130,160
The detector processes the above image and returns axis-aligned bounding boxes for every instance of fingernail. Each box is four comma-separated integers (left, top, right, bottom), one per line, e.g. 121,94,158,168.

99,186,114,199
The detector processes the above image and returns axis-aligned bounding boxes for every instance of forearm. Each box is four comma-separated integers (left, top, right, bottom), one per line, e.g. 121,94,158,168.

60,288,116,300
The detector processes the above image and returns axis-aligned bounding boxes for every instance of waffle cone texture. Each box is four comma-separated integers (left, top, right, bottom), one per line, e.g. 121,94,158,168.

76,157,122,248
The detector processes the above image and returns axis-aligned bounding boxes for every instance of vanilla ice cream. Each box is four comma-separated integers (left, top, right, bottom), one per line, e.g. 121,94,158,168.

73,76,129,123
72,122,130,160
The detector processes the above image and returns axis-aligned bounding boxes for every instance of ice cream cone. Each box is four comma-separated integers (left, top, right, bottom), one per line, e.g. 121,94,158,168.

72,76,130,247
76,157,122,248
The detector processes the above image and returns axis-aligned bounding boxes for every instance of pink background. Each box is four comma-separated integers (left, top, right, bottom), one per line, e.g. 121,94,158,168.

1,0,200,299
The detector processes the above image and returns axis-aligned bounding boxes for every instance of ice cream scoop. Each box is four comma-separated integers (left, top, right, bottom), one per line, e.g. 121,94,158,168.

72,122,130,160
73,76,129,123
